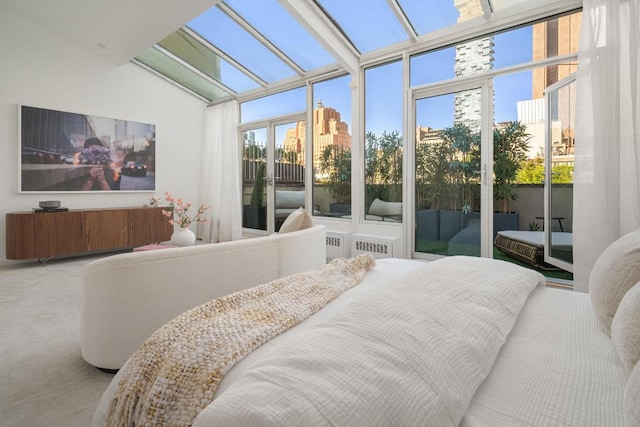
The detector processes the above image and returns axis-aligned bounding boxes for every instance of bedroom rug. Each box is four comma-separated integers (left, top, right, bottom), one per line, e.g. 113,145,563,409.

0,255,115,427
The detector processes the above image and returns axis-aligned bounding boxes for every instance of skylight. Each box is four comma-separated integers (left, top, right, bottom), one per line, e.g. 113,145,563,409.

314,0,409,53
224,0,335,71
396,0,461,35
188,6,295,83
132,0,582,103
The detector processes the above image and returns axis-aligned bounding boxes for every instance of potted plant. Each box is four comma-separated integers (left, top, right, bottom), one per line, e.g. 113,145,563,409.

493,121,531,234
436,124,481,241
415,139,450,241
243,161,267,229
319,145,351,215
364,130,403,214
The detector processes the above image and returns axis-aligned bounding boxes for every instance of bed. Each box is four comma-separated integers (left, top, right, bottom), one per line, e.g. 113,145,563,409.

94,229,640,427
495,230,573,270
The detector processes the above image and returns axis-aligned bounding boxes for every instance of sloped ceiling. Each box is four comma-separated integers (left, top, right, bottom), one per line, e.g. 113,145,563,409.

0,0,221,65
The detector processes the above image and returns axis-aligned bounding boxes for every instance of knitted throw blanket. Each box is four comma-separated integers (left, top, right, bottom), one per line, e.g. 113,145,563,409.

104,254,376,427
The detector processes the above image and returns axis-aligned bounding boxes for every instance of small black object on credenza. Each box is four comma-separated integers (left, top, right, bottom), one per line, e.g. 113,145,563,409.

32,207,69,213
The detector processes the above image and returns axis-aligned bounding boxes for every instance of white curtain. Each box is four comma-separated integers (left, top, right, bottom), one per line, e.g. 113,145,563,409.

199,100,243,243
573,0,640,292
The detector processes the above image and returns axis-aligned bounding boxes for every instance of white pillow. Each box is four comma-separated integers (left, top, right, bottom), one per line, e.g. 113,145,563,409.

279,208,312,234
612,281,640,374
368,199,402,217
589,228,640,335
300,209,313,229
625,361,640,427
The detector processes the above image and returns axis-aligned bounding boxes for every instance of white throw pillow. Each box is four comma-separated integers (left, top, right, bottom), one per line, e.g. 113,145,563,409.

300,208,313,229
368,198,402,217
589,228,640,335
625,361,640,427
612,281,640,374
279,208,312,234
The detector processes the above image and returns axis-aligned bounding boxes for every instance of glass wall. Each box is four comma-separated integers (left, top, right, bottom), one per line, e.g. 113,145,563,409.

240,86,305,123
312,75,353,218
410,10,580,280
242,127,268,230
274,121,306,232
410,47,456,87
364,60,403,222
414,88,483,257
545,77,575,272
236,7,581,279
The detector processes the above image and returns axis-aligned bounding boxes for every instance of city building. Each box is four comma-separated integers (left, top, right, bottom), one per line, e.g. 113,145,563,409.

283,102,351,171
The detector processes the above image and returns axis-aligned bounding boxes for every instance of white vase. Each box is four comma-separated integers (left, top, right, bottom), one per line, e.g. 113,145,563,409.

171,228,196,247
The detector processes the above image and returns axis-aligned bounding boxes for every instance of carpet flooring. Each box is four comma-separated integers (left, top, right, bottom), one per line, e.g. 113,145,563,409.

1,255,114,427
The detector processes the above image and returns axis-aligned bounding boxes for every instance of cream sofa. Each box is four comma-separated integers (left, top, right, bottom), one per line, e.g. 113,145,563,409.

81,225,326,371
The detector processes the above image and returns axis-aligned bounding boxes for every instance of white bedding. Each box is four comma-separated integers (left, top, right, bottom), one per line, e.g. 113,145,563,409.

462,286,627,426
96,256,543,426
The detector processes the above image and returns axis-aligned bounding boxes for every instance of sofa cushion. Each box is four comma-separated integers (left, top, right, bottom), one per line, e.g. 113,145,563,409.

276,190,305,209
589,228,640,335
612,281,640,374
279,208,312,234
368,198,402,218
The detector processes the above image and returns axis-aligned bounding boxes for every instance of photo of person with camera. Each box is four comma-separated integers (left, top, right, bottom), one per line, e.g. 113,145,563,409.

78,137,121,191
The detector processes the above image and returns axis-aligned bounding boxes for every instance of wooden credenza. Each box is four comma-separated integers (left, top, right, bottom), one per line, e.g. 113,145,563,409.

6,206,173,260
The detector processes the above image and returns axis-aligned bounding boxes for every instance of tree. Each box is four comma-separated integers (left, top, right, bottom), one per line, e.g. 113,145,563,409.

515,159,574,184
415,140,450,209
319,145,351,204
493,121,530,213
516,158,545,184
365,130,403,204
551,165,574,183
439,123,481,211
250,161,266,208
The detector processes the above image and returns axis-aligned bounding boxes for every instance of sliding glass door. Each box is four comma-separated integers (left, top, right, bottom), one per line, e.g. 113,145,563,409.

412,80,492,259
241,114,305,233
544,74,575,272
274,120,306,232
242,127,268,231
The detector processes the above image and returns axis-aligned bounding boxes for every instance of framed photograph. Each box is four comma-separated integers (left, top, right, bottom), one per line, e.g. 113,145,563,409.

19,105,156,192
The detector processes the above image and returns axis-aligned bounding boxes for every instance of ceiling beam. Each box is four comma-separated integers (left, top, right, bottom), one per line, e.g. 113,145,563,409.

386,0,417,42
278,0,359,75
236,63,346,103
479,0,493,17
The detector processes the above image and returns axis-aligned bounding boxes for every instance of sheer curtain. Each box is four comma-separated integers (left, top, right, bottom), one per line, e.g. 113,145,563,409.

573,0,640,292
199,100,243,243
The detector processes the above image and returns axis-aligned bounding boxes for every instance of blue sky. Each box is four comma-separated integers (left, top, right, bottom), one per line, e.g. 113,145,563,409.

245,28,536,137
368,26,535,135
235,1,537,139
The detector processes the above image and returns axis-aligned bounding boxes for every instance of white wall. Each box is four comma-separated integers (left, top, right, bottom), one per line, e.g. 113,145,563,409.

0,10,206,267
